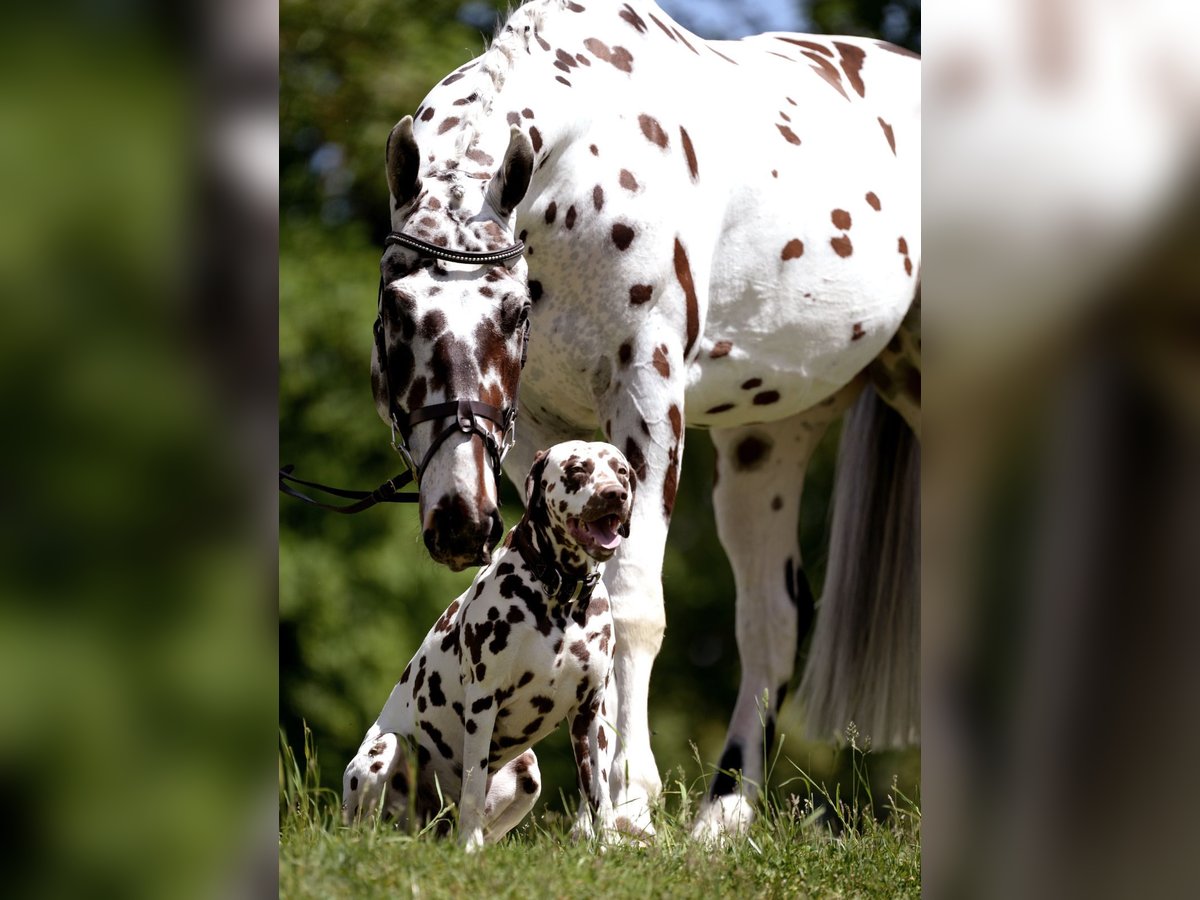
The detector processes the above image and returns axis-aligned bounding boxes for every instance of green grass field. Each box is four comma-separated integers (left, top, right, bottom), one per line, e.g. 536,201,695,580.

280,728,920,898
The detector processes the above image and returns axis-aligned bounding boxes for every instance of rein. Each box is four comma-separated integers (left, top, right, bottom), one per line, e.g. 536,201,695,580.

279,231,528,514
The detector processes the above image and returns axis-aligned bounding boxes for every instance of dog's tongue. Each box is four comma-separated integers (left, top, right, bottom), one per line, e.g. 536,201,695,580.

584,514,623,550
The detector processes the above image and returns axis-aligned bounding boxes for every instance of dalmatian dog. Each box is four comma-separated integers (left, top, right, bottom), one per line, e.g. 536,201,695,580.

343,440,633,851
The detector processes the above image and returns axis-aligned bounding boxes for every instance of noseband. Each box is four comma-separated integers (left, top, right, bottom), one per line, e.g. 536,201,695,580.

279,231,528,514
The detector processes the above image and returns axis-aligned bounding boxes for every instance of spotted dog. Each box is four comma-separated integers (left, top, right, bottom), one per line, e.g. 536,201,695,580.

343,440,633,850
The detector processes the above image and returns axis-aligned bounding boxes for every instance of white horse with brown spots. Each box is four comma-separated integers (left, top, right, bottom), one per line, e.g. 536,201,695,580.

365,0,920,841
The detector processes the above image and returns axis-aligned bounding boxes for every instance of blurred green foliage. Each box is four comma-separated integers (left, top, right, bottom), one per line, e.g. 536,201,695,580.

281,0,918,814
0,20,274,900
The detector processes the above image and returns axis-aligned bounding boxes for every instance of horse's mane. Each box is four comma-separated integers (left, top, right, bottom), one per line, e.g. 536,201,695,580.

440,0,557,158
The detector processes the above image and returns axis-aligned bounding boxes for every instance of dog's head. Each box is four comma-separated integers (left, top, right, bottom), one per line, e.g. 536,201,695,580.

523,441,634,563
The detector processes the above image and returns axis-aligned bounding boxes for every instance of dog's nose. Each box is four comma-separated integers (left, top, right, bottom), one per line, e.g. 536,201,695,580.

598,484,628,504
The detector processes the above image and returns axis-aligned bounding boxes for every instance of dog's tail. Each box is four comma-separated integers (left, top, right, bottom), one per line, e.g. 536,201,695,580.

799,385,920,747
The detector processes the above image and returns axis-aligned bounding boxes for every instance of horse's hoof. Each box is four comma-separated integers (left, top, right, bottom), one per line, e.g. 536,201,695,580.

691,794,755,846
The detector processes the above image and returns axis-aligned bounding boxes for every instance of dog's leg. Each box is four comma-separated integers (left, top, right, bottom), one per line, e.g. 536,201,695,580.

569,685,614,842
342,729,416,827
482,749,540,843
459,690,501,852
693,390,858,843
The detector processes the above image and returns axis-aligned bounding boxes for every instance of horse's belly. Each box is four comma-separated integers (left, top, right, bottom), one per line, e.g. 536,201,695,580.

685,299,897,427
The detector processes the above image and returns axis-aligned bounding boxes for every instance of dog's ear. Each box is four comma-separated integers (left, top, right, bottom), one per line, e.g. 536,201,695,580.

618,464,634,538
523,450,550,516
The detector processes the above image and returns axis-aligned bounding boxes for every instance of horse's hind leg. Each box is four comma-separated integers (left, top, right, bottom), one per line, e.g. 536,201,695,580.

692,389,857,842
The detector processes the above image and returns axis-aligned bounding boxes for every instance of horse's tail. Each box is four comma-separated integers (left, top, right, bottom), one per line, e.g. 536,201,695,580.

799,384,920,748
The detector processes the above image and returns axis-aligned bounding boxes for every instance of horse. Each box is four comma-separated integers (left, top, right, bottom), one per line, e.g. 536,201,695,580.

365,0,920,840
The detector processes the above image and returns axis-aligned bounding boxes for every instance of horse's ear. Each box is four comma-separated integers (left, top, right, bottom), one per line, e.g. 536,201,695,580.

523,449,549,511
386,116,421,208
487,125,535,219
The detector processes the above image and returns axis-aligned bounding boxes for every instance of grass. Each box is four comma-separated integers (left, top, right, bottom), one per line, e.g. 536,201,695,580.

280,725,920,899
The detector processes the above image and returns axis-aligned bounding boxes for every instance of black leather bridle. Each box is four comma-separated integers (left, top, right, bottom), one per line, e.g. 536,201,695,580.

279,230,528,514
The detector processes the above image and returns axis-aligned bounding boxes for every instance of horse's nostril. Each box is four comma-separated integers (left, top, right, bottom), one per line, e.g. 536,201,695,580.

488,509,504,548
423,528,438,555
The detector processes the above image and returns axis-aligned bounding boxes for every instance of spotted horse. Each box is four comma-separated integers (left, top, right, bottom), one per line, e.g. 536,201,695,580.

342,441,633,850
365,0,920,841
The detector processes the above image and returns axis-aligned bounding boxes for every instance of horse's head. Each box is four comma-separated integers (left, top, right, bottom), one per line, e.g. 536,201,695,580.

372,116,535,571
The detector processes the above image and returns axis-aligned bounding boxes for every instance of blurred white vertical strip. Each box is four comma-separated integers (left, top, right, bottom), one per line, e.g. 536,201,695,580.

923,1,1200,897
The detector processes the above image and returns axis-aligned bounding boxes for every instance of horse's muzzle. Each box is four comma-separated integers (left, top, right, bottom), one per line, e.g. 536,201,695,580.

423,495,503,571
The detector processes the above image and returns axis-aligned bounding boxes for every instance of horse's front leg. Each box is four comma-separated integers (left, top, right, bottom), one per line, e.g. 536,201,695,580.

595,346,686,839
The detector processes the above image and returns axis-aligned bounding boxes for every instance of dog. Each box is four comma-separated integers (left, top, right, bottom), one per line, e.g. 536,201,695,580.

342,440,634,850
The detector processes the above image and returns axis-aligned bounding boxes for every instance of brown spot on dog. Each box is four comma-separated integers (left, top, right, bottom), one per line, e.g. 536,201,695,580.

629,284,653,305
904,257,913,276
898,237,909,255
753,390,780,405
437,117,460,135
505,110,520,126
831,235,854,257
866,191,881,210
589,143,599,155
652,345,671,377
544,201,557,224
776,124,802,145
619,169,639,191
834,42,867,97
556,75,571,87
832,209,852,230
742,377,762,390
593,184,604,211
529,125,543,153
710,340,733,358
673,238,700,357
734,434,771,470
565,205,577,229
680,127,699,181
706,403,735,414
639,114,669,149
612,223,635,250
771,495,783,511
781,239,804,260
618,341,633,365
852,322,865,341
878,117,896,154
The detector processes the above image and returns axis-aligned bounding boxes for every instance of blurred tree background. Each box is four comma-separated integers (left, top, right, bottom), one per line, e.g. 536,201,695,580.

281,0,920,815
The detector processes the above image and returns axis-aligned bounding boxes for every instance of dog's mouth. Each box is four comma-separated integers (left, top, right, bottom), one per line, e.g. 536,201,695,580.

567,512,626,559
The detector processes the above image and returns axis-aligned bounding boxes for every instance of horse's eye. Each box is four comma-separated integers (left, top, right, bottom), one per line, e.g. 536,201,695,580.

516,304,530,327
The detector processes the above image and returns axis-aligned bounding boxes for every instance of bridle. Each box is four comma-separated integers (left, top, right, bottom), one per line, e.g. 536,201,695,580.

279,230,528,514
